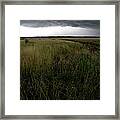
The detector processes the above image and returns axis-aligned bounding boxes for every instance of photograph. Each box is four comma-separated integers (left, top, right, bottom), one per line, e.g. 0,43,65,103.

20,20,100,100
2,1,118,118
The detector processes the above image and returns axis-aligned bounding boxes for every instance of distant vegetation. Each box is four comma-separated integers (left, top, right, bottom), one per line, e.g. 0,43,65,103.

20,37,100,100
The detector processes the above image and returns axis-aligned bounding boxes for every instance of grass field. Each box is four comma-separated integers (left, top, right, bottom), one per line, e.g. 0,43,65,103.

20,37,100,100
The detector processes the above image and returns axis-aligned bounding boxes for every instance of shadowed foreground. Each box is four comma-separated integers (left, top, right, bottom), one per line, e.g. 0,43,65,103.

20,37,100,100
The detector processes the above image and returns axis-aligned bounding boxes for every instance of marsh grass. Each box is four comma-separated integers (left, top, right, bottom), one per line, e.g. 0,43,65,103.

20,38,100,100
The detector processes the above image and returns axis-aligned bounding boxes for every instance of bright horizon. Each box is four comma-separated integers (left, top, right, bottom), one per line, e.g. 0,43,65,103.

20,26,99,37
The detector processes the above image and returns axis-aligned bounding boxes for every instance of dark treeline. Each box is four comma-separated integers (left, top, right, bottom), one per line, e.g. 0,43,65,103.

20,36,100,39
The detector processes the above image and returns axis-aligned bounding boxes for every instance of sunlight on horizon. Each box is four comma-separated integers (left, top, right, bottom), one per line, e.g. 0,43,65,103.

20,26,99,37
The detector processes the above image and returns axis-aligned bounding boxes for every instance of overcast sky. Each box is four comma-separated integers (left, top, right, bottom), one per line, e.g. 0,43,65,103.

20,20,100,37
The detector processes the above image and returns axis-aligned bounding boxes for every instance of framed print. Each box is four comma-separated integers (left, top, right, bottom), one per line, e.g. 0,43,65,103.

0,0,119,119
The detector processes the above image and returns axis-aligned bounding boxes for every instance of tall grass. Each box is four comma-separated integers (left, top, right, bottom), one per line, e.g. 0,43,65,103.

20,38,100,100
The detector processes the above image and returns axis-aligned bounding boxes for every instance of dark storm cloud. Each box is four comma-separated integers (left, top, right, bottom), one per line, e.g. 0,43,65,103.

20,20,100,29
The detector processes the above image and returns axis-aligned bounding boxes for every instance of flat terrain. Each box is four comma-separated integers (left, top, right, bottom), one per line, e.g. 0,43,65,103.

20,37,100,100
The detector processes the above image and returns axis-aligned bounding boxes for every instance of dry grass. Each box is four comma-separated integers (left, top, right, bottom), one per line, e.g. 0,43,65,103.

20,38,100,100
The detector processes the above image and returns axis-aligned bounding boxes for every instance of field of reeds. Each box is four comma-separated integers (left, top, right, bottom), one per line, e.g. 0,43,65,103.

20,37,100,100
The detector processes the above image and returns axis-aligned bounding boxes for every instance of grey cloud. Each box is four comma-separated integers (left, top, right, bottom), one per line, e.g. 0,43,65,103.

20,20,100,29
